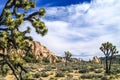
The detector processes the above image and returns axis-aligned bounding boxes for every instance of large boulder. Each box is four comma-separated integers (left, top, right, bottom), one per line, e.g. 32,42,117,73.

26,40,58,63
92,56,101,63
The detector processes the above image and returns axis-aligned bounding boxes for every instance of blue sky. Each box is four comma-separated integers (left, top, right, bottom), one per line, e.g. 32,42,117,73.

1,0,120,60
37,0,91,7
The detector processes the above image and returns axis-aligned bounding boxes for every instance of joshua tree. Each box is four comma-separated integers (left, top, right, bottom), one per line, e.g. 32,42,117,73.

65,51,72,66
100,42,119,74
0,0,48,79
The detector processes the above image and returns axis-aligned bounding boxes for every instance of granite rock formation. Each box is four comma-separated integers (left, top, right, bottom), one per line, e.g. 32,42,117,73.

92,56,101,63
0,40,58,63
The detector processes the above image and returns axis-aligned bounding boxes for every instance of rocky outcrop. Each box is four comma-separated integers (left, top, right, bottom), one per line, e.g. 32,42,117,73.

0,40,58,63
92,56,101,63
26,40,58,63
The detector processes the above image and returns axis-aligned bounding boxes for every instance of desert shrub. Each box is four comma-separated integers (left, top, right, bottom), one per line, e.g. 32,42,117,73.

79,69,89,73
111,68,120,74
89,67,95,71
51,66,56,69
44,66,52,71
41,72,49,77
93,64,103,69
33,73,41,78
67,74,73,78
80,65,88,69
94,69,103,73
59,66,73,72
101,76,108,80
116,75,120,78
0,65,9,76
109,75,116,79
56,62,64,68
80,74,103,79
24,73,33,79
72,65,80,70
110,75,120,79
25,64,37,72
80,74,94,79
42,58,50,63
23,53,36,63
93,74,103,78
55,71,64,77
88,64,103,70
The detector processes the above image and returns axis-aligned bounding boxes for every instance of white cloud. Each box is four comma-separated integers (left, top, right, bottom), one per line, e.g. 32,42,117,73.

20,0,120,60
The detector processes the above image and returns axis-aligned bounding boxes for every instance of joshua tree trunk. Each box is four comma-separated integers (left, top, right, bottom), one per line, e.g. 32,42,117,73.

65,57,67,66
105,56,109,74
7,61,19,80
108,54,113,73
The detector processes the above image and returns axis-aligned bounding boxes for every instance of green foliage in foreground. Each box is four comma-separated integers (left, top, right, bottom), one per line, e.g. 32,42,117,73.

0,0,47,80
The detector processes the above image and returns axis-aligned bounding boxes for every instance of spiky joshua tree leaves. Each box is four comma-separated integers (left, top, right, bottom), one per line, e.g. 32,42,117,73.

0,0,48,79
65,51,72,66
100,42,119,74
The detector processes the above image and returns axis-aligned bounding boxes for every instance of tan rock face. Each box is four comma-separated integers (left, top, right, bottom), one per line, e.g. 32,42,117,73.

92,56,101,63
26,40,58,63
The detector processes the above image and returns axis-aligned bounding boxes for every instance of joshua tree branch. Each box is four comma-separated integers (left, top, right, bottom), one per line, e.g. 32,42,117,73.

0,0,14,21
24,12,39,21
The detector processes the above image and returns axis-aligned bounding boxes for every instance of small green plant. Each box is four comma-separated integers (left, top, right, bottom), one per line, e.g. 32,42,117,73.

67,74,73,78
51,66,56,69
55,71,64,77
23,53,36,63
80,74,103,79
24,73,33,79
111,68,120,75
80,74,94,79
89,67,95,71
101,76,108,80
42,58,50,63
93,74,103,78
0,65,9,76
60,66,72,72
33,73,40,78
43,66,52,71
79,69,89,73
72,66,80,70
41,72,49,77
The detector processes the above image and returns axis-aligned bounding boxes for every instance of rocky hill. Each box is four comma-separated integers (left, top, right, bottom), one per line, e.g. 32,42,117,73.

25,40,58,63
0,40,58,63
